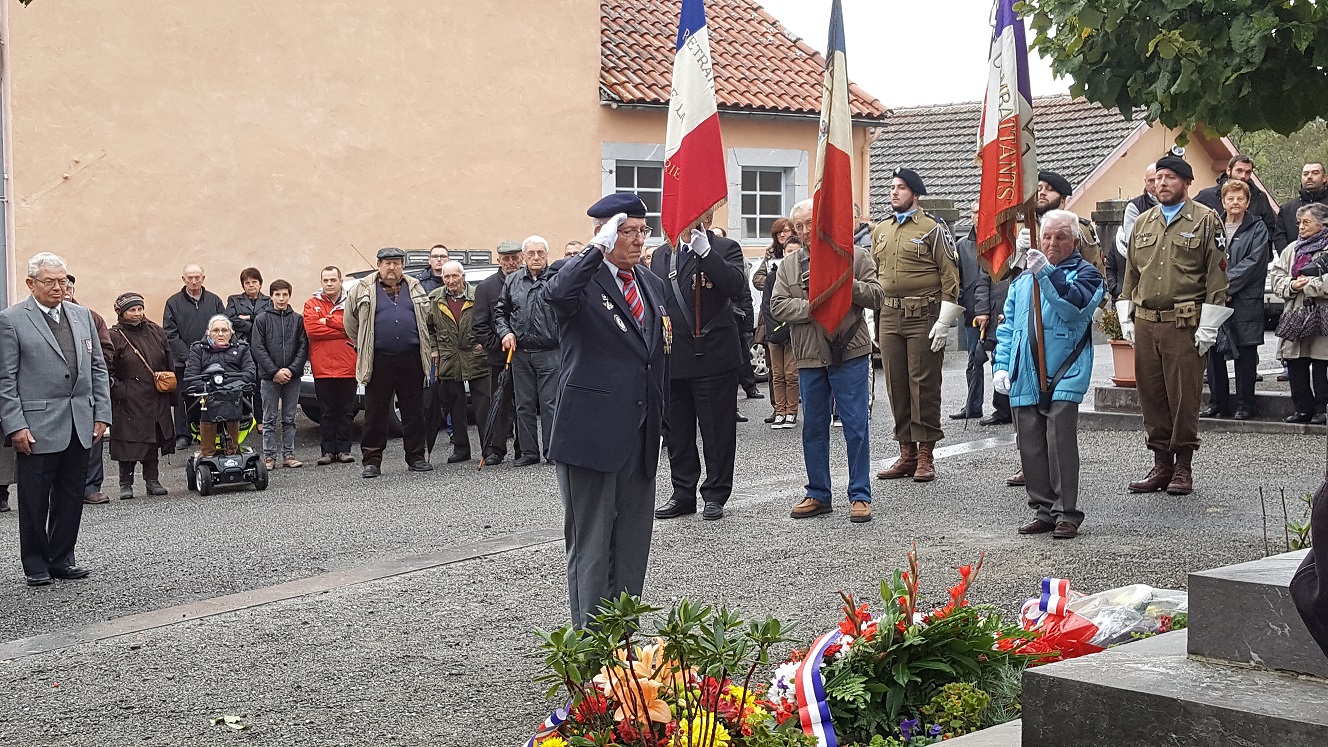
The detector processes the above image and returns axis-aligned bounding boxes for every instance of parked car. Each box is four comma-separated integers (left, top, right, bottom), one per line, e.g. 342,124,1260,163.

1265,259,1284,329
298,264,499,425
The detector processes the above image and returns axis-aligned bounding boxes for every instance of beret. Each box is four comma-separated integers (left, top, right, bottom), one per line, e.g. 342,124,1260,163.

1038,171,1073,198
114,292,145,315
892,168,927,196
496,241,523,256
1155,155,1194,181
376,246,407,261
587,192,649,219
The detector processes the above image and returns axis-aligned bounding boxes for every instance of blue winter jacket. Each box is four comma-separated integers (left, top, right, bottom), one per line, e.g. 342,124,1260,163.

994,251,1104,407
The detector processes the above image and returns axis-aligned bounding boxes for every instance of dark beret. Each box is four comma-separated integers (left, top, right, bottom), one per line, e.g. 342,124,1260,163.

496,241,523,256
1038,171,1073,198
376,247,407,261
1155,156,1194,182
587,192,649,219
892,168,927,196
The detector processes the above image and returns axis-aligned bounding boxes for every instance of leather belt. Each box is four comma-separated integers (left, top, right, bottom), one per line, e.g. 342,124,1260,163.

1136,301,1198,327
881,296,938,309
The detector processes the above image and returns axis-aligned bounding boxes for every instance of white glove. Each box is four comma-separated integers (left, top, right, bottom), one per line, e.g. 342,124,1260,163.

591,213,629,252
1016,228,1031,253
686,229,711,258
1115,300,1135,345
1092,305,1105,325
993,370,1011,395
1025,249,1049,274
1194,303,1235,356
928,301,965,353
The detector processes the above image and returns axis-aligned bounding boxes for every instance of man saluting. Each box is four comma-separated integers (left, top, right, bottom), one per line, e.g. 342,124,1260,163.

543,193,669,628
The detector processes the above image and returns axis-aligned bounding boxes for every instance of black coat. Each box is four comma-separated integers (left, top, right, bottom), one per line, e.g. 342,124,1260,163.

1222,213,1271,348
956,228,993,322
471,269,512,367
649,231,747,379
163,288,226,363
1194,175,1277,234
108,321,176,456
1275,187,1328,251
494,268,560,351
251,306,310,380
1291,479,1328,660
542,247,668,476
185,340,257,386
224,293,271,342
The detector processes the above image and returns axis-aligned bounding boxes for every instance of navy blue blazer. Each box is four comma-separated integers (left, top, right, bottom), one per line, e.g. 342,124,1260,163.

543,246,668,476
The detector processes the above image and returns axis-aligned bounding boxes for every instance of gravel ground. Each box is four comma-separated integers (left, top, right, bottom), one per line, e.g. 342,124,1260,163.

1,341,1323,745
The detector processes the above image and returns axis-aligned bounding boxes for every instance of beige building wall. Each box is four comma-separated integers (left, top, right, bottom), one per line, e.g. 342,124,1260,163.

7,0,602,315
1067,122,1230,214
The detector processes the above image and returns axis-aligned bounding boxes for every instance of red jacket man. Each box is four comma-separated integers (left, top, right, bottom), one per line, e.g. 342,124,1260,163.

302,267,357,464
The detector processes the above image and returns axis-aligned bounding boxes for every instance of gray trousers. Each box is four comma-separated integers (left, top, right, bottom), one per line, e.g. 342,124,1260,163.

513,349,560,459
261,378,301,459
556,438,655,629
1013,400,1084,527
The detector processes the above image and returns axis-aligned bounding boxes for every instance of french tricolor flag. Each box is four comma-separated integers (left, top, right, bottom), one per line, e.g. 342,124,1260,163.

808,0,855,336
976,0,1038,281
662,0,727,245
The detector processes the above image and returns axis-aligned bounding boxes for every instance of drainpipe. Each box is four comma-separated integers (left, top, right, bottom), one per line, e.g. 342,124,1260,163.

0,0,11,307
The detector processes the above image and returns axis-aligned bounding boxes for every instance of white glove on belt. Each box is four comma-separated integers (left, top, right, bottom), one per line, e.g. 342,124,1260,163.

1194,303,1235,356
993,370,1011,395
1115,300,1135,345
928,301,966,353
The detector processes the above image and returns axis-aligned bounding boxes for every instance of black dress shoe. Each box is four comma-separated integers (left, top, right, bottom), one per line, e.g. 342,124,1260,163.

513,455,541,467
1232,409,1252,420
1052,522,1080,539
744,388,765,399
1314,414,1327,425
50,566,91,580
1286,413,1313,424
950,410,981,420
446,452,471,464
0,497,9,512
25,573,53,587
482,453,505,466
1018,518,1056,535
654,499,697,519
736,412,749,423
408,461,434,472
362,465,381,478
174,437,191,451
979,414,1013,426
763,413,777,424
1198,405,1219,418
702,502,724,520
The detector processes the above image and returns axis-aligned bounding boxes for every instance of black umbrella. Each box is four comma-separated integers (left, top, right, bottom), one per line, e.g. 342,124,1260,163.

478,348,515,471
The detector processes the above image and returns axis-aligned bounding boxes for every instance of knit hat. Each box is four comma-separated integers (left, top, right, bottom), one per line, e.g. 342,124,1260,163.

114,292,145,315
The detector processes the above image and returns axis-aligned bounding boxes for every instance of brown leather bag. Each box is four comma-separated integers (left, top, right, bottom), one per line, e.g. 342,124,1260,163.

118,330,177,393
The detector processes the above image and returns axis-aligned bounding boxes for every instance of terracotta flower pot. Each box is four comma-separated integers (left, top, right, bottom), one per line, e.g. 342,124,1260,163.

1109,339,1136,388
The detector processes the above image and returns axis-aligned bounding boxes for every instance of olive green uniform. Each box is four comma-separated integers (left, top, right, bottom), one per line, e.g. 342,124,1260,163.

1076,217,1107,283
872,211,960,444
1122,199,1228,455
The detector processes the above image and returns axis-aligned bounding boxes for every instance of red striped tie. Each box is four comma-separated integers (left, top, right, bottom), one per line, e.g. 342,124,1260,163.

619,270,644,327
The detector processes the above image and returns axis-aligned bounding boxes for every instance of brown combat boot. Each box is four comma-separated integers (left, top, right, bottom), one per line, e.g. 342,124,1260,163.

876,442,917,480
913,442,937,482
1166,450,1194,495
1128,452,1174,493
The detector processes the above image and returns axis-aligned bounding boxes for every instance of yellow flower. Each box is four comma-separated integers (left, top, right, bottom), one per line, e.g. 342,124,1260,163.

538,738,568,747
675,712,731,747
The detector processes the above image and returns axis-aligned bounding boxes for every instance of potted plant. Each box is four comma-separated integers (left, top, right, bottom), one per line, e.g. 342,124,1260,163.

1099,309,1135,388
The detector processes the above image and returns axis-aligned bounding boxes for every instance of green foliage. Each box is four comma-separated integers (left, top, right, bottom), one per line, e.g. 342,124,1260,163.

1232,121,1328,203
1098,308,1124,340
1289,492,1315,551
918,683,990,737
974,662,1024,728
1017,0,1328,137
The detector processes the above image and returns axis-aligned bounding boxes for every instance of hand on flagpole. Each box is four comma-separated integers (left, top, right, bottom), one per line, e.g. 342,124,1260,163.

1025,249,1049,274
686,229,711,258
592,213,629,254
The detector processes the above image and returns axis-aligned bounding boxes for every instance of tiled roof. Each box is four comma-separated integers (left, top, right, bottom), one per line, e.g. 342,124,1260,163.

869,95,1146,217
601,0,888,120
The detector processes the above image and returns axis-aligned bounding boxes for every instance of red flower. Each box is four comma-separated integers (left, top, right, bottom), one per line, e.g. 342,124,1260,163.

573,693,608,722
958,564,973,579
823,643,843,659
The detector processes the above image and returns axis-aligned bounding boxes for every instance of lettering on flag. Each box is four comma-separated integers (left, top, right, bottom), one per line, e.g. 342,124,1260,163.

662,0,727,244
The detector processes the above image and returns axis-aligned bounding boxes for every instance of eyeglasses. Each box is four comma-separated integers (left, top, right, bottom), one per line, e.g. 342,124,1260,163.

31,277,67,288
620,227,653,239
430,254,448,260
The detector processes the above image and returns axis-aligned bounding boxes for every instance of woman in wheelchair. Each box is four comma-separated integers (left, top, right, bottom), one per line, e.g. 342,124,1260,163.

184,315,257,457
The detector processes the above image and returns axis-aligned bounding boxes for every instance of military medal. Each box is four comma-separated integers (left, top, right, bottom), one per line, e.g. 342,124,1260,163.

661,310,672,355
602,293,614,310
614,314,627,332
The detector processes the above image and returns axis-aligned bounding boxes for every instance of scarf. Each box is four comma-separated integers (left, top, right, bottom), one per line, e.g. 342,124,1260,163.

1291,228,1328,275
207,338,232,352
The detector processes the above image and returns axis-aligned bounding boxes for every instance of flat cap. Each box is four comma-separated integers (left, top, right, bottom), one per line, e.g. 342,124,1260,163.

376,246,407,261
587,192,648,219
496,241,523,256
1155,155,1194,181
1038,170,1073,198
892,168,927,196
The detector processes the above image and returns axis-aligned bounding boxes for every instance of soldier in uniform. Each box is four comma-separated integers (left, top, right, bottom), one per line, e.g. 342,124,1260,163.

651,210,748,521
1018,171,1106,278
872,169,963,483
1118,155,1231,496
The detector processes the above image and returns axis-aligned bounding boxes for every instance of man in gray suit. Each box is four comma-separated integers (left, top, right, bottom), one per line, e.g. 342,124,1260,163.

0,253,111,586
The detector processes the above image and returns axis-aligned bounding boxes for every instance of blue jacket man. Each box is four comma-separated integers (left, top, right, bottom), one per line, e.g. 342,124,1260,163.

542,192,668,628
994,211,1104,540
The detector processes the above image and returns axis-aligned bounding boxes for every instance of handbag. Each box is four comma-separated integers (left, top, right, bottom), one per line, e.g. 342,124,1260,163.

118,330,177,393
1276,300,1328,342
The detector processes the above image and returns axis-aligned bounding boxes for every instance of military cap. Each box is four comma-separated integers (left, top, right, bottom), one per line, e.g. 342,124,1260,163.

587,192,648,219
1155,155,1194,181
376,246,407,261
1038,170,1074,198
892,168,927,196
496,241,523,255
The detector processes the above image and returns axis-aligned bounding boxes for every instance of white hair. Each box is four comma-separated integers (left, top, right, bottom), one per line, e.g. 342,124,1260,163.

522,235,550,252
440,260,465,275
27,252,67,279
790,199,814,220
206,315,234,334
1041,210,1083,243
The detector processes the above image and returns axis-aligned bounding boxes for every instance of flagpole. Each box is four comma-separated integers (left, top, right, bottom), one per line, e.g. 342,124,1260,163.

1026,212,1049,394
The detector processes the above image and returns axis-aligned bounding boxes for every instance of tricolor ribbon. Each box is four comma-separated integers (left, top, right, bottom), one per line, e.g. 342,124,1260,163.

522,702,571,747
794,628,842,747
1021,577,1072,629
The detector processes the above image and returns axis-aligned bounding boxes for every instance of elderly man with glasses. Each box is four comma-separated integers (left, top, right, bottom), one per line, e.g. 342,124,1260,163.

495,236,562,466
